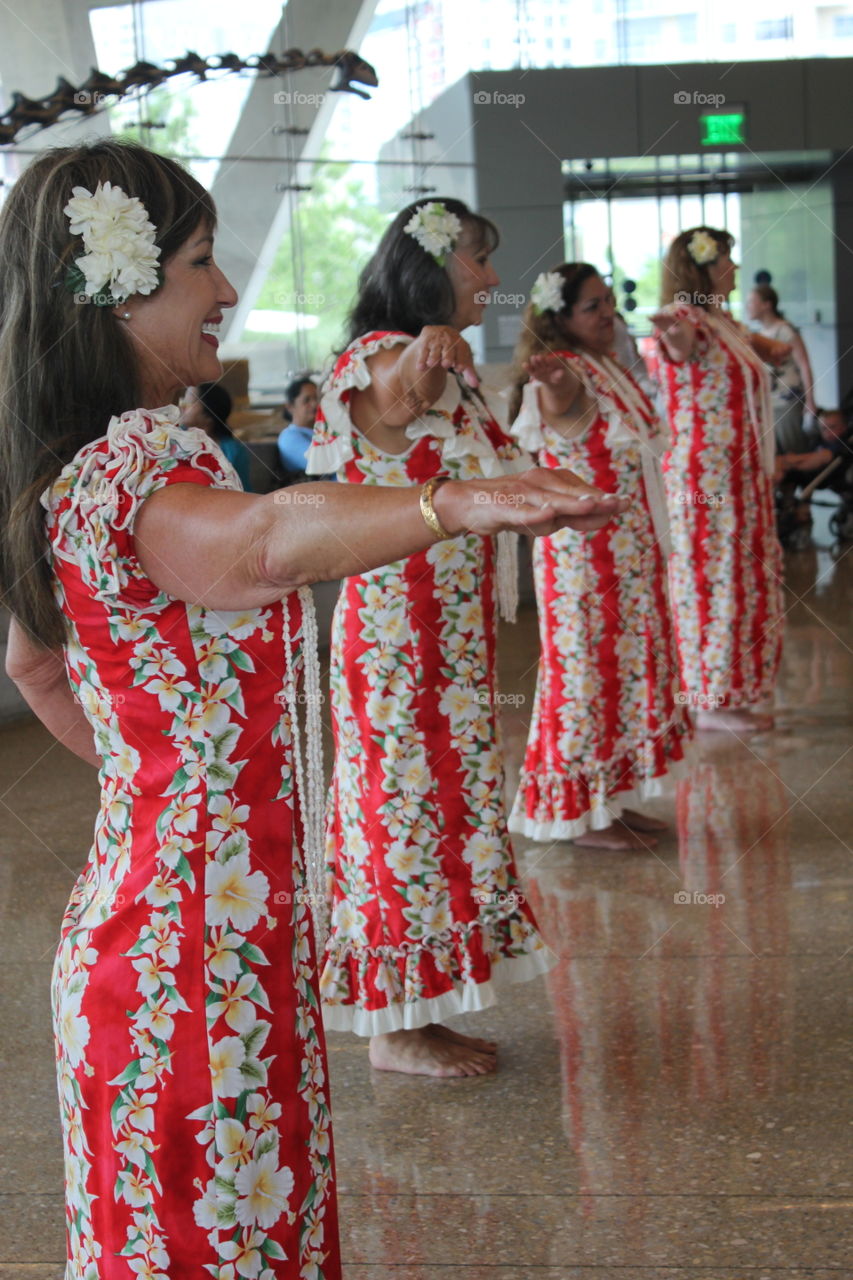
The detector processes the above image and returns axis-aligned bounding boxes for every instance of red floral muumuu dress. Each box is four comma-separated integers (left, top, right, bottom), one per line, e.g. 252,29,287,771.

42,408,340,1279
307,331,555,1035
655,305,784,708
509,350,691,841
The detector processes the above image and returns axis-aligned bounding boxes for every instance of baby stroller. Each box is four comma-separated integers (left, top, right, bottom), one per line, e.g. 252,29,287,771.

776,454,853,549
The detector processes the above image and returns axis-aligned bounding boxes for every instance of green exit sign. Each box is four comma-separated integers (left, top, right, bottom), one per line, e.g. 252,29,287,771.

700,111,746,146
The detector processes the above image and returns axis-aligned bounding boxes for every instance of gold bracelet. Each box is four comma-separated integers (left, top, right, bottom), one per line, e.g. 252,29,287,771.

419,475,452,540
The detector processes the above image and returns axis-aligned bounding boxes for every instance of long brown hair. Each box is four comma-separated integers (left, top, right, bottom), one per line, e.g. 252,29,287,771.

507,262,599,423
348,197,499,340
0,140,215,648
660,225,734,308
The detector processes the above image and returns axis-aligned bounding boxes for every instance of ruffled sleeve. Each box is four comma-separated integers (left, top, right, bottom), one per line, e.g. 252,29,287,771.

306,332,520,476
509,380,547,454
41,405,241,611
306,332,417,475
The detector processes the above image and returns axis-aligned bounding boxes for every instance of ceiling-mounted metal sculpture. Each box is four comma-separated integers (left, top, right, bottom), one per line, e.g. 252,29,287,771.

0,48,379,145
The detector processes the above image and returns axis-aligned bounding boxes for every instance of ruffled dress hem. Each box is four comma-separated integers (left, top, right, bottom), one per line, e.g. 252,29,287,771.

509,753,692,842
321,945,556,1035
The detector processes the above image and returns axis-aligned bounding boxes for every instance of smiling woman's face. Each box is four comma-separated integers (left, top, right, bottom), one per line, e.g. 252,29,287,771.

124,224,237,406
558,273,615,355
446,223,500,331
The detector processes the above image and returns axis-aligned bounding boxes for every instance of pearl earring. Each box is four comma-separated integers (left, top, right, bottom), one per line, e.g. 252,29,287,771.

121,311,131,321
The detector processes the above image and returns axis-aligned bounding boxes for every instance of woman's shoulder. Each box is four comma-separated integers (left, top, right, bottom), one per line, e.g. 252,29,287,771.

332,330,413,374
770,318,797,341
42,405,236,518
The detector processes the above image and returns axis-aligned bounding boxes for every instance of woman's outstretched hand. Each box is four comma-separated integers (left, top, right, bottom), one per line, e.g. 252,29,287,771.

651,309,695,362
415,326,480,388
434,467,629,538
524,352,575,391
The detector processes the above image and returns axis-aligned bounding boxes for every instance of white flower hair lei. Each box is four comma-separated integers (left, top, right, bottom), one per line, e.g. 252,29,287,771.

530,270,565,315
404,201,462,266
64,181,162,305
686,229,720,267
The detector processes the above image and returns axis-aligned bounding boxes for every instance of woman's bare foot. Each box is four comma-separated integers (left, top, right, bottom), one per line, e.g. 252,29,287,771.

571,821,658,851
697,707,774,733
427,1022,497,1054
368,1027,498,1077
620,807,669,833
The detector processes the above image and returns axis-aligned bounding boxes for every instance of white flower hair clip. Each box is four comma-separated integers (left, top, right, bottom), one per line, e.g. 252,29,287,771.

64,181,162,305
530,271,565,315
404,201,462,266
687,229,719,267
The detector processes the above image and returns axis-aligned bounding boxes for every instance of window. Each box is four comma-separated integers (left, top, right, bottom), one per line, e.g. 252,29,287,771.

756,17,793,40
834,14,853,36
620,16,664,59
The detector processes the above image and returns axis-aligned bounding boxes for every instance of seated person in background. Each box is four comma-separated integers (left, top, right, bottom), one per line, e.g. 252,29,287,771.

277,375,319,476
778,407,852,492
182,382,253,491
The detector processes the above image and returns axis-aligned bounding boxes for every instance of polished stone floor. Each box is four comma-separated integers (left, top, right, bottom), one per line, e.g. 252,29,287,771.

2,530,852,1278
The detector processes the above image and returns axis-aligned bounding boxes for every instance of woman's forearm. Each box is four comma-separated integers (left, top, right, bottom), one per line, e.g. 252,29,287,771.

5,619,100,767
133,470,629,612
258,481,466,587
655,321,695,363
749,332,791,365
389,341,451,421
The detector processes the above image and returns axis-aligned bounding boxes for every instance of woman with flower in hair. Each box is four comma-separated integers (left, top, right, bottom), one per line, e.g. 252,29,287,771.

507,264,691,849
0,146,625,1276
307,201,626,1076
653,227,785,732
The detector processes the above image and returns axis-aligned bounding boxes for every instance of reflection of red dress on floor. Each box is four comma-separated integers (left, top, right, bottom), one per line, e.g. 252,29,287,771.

656,305,784,708
43,411,339,1279
307,332,554,1035
509,351,691,840
526,752,791,1215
